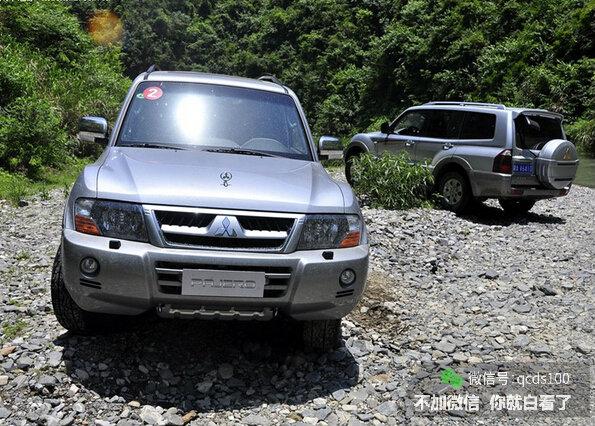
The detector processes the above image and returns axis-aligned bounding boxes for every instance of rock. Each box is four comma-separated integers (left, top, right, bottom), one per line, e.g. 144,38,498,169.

513,335,530,348
0,346,16,356
218,363,234,380
561,282,574,290
139,406,164,425
376,401,397,416
163,411,184,426
512,304,532,314
38,374,57,387
332,389,346,401
452,352,467,362
47,351,62,367
483,269,499,280
18,200,28,207
196,381,213,393
0,376,8,386
536,284,557,296
434,340,456,353
181,411,197,423
242,414,270,426
0,406,11,419
575,343,592,354
72,403,85,413
67,384,79,396
16,355,34,369
529,344,551,355
75,368,89,380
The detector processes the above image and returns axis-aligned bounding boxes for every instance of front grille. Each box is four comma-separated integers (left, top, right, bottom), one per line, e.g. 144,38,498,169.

155,210,215,228
152,208,297,252
155,261,291,298
237,216,294,232
164,234,286,249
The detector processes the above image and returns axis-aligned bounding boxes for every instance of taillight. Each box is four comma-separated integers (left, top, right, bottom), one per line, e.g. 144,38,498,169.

493,149,512,174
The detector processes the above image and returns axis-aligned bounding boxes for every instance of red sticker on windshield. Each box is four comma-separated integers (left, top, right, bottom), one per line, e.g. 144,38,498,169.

142,86,163,100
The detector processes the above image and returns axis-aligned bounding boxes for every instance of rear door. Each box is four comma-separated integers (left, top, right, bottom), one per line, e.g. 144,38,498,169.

512,113,566,186
414,110,465,162
376,109,431,160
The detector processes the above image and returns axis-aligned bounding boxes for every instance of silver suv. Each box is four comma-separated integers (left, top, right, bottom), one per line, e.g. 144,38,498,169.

51,69,369,350
344,102,579,214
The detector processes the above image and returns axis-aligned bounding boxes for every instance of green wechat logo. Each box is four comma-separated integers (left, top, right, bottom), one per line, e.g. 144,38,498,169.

440,368,464,389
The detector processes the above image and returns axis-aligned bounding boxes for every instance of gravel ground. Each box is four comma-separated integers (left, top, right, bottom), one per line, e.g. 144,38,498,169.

0,181,593,425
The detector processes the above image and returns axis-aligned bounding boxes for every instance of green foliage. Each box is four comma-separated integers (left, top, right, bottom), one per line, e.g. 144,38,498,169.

97,0,593,150
0,158,88,206
1,0,593,184
351,153,434,210
1,319,27,342
0,1,129,176
567,116,595,154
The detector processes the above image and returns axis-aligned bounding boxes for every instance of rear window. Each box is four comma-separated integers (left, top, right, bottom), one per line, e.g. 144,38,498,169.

460,112,497,139
514,114,563,149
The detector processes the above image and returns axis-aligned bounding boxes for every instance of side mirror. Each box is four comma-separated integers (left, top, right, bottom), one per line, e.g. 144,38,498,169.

319,136,342,151
380,121,392,134
318,136,342,160
77,116,108,145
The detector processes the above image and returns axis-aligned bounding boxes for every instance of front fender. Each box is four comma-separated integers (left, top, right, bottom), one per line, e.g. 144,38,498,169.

344,133,379,160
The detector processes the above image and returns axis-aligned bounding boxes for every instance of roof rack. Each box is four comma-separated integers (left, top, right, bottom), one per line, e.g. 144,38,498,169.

425,101,506,110
258,75,288,93
258,74,284,86
143,64,161,80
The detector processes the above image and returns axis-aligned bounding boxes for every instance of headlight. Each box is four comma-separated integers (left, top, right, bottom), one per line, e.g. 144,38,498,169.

297,214,362,250
74,198,148,242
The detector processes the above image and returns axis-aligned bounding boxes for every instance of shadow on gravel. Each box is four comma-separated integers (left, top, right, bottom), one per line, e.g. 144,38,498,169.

460,203,565,226
54,317,358,413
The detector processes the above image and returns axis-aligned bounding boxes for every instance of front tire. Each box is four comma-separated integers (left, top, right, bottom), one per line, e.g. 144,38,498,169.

498,198,536,215
301,319,342,351
51,248,102,333
437,171,472,214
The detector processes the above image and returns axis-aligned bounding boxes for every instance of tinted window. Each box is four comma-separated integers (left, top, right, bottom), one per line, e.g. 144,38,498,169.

394,110,432,136
460,112,497,139
425,110,465,139
117,81,311,160
514,115,563,149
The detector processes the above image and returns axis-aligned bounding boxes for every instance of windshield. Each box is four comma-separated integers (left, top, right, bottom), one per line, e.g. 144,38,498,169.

117,81,312,160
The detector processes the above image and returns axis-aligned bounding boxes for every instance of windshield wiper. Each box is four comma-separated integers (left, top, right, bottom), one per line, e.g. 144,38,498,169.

203,147,278,157
118,143,187,150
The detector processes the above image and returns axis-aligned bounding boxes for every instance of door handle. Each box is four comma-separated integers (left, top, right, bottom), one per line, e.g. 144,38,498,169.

405,140,415,147
443,142,454,150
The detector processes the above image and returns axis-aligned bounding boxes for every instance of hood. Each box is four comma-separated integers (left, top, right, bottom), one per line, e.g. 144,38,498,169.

96,147,345,213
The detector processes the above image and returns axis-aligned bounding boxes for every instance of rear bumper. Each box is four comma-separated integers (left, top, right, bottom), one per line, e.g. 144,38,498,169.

470,171,570,199
61,229,369,321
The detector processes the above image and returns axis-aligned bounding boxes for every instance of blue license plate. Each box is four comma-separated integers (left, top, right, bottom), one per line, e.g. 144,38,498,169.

513,163,533,174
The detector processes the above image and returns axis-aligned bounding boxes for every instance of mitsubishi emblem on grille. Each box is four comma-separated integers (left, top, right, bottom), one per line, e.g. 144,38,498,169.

214,216,239,237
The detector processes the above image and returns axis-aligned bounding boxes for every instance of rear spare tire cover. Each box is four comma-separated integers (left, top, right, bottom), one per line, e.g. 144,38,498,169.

535,139,579,189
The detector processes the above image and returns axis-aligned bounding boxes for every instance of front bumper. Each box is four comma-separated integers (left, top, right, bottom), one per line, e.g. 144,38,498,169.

61,229,369,321
471,171,571,199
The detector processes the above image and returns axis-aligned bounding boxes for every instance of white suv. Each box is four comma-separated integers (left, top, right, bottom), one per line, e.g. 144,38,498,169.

344,101,579,214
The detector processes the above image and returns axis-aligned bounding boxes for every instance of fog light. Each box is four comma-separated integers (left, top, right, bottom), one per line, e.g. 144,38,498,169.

339,269,356,287
80,257,99,276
